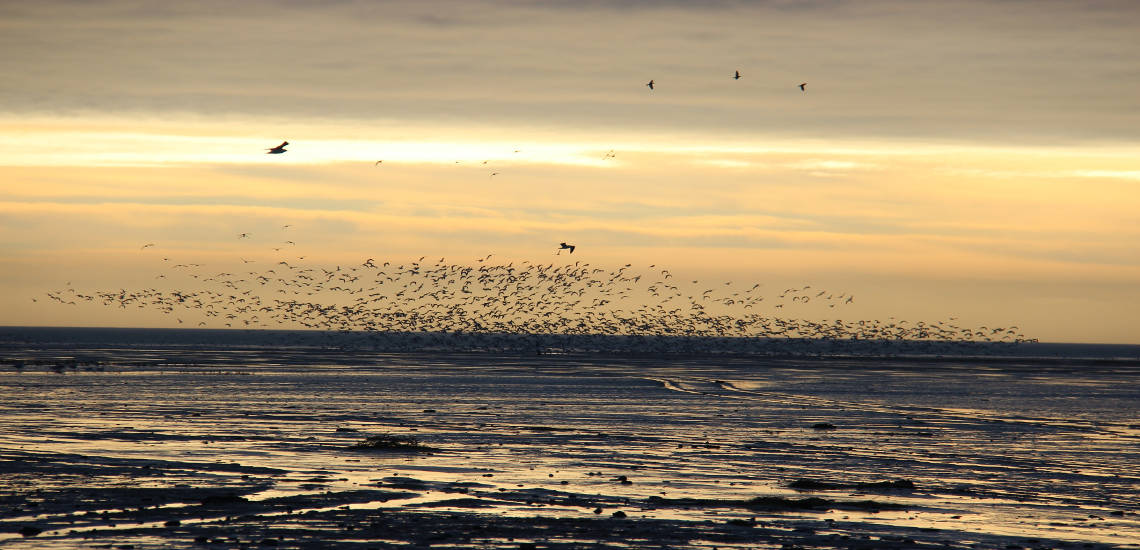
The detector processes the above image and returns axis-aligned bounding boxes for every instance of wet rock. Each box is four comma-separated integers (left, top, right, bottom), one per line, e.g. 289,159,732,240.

611,510,627,518
864,479,915,490
810,423,837,430
18,526,42,537
789,479,841,490
201,493,249,506
789,478,916,491
348,434,434,453
746,496,832,510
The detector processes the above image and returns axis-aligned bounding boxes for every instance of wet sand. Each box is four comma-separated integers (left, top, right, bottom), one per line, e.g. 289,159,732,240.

1,342,1138,549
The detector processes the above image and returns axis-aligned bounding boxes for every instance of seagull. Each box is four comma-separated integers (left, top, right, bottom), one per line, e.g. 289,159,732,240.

141,243,155,250
266,141,288,154
734,70,741,80
646,79,654,90
558,242,576,254
374,160,383,165
798,82,807,91
238,233,249,239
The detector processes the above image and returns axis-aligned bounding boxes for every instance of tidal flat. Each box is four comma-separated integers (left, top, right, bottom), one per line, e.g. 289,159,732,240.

1,333,1138,549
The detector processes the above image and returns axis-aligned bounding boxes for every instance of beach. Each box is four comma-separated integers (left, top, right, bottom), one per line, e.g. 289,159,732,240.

1,328,1138,549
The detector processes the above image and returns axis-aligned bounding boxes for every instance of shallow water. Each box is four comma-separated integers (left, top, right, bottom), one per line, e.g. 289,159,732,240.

1,334,1138,549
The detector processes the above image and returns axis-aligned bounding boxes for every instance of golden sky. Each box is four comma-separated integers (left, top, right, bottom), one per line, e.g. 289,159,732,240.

2,1,1138,343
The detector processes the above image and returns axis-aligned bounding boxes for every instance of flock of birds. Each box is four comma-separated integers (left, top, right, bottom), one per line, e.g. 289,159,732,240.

40,232,1033,353
36,71,1036,353
645,70,797,91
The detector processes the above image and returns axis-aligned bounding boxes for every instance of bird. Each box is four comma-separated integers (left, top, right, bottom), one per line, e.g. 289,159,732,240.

374,160,383,165
141,243,155,250
558,242,576,254
238,233,249,239
646,80,654,90
734,70,741,80
266,141,288,154
798,82,807,91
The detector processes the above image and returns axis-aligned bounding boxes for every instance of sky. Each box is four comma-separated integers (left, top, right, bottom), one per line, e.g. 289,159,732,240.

1,0,1138,343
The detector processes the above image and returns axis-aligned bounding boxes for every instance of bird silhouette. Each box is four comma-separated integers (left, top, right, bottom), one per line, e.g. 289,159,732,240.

646,80,654,90
266,141,288,154
734,70,741,80
558,242,576,254
798,83,807,91
55,251,1030,351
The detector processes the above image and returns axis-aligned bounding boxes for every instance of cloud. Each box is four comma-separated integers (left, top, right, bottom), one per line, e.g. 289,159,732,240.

2,1,1138,143
1070,170,1140,180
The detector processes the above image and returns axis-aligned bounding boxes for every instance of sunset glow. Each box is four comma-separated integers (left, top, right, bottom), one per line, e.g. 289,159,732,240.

2,1,1138,343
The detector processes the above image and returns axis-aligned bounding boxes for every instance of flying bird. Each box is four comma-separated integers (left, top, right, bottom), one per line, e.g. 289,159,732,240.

734,70,741,80
558,242,576,254
646,80,654,90
798,82,807,91
140,243,155,250
266,141,289,154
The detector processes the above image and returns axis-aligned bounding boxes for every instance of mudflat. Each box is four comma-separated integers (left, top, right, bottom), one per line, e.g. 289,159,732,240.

2,341,1138,549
